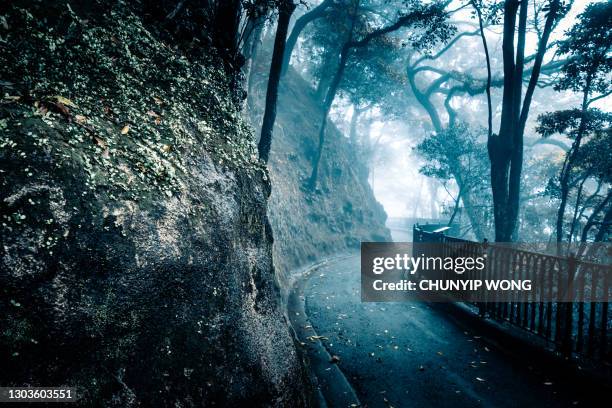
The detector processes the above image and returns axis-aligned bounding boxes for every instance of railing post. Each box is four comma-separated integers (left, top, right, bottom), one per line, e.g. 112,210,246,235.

477,239,488,317
562,254,577,358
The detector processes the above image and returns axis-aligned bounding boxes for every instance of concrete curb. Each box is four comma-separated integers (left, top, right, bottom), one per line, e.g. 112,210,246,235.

287,256,361,408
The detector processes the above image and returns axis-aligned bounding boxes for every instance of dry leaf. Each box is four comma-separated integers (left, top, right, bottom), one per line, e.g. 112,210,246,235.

153,96,163,105
476,377,486,382
147,110,159,118
93,136,107,148
121,125,130,134
161,144,172,153
53,95,77,108
543,382,553,386
75,114,87,124
154,116,162,125
330,355,340,364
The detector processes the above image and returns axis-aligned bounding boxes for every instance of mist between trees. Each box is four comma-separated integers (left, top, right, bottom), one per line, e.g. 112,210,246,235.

242,0,610,244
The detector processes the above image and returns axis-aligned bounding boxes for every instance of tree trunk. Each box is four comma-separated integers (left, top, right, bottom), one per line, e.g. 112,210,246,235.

581,191,612,242
489,0,559,242
488,0,519,242
593,204,612,242
214,0,242,58
472,0,493,139
307,42,350,189
428,180,439,219
407,67,444,133
258,1,296,163
244,13,267,99
556,75,592,242
281,0,333,76
349,106,362,145
448,188,462,226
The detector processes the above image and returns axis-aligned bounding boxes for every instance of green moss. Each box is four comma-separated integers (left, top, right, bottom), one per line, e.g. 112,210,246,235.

0,2,266,205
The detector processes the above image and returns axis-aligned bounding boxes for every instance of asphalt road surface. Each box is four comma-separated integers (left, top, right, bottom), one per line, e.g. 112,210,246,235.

303,242,605,407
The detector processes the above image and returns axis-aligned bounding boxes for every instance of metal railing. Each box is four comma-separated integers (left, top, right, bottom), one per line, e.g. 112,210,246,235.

413,225,611,362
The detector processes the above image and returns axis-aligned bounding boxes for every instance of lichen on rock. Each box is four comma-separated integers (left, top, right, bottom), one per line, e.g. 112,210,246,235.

0,1,308,406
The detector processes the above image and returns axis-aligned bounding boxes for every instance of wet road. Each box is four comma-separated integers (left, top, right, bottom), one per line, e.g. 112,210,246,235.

303,244,604,407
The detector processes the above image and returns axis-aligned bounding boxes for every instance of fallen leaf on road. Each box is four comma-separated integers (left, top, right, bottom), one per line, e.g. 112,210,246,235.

484,347,490,352
544,382,553,386
307,335,328,342
121,125,130,134
476,377,486,382
437,351,444,356
330,355,340,364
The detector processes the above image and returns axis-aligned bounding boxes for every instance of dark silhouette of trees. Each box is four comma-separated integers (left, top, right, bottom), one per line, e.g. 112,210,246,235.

307,0,454,189
258,0,297,163
537,1,612,243
537,110,612,243
281,0,336,75
488,0,567,241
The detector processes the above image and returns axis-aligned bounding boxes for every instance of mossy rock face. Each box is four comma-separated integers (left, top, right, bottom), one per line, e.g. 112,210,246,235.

0,1,308,406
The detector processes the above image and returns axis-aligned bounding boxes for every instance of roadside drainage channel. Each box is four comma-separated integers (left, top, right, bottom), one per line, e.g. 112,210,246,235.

287,255,361,408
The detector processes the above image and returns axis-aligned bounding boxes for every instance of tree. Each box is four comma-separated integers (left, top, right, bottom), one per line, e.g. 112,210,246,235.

538,110,612,242
416,124,492,239
404,23,496,238
281,0,336,75
488,0,568,241
258,0,297,163
538,1,612,243
404,2,567,240
307,0,454,189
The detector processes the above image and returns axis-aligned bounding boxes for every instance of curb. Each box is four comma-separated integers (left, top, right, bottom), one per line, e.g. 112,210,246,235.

287,256,361,408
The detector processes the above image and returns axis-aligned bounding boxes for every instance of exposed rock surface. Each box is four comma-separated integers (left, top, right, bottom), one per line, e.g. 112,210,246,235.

0,1,308,406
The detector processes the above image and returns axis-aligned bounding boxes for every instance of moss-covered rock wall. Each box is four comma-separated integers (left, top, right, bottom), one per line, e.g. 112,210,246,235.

0,1,309,405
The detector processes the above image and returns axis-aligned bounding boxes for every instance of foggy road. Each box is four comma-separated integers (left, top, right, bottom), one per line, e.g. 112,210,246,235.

301,250,603,407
